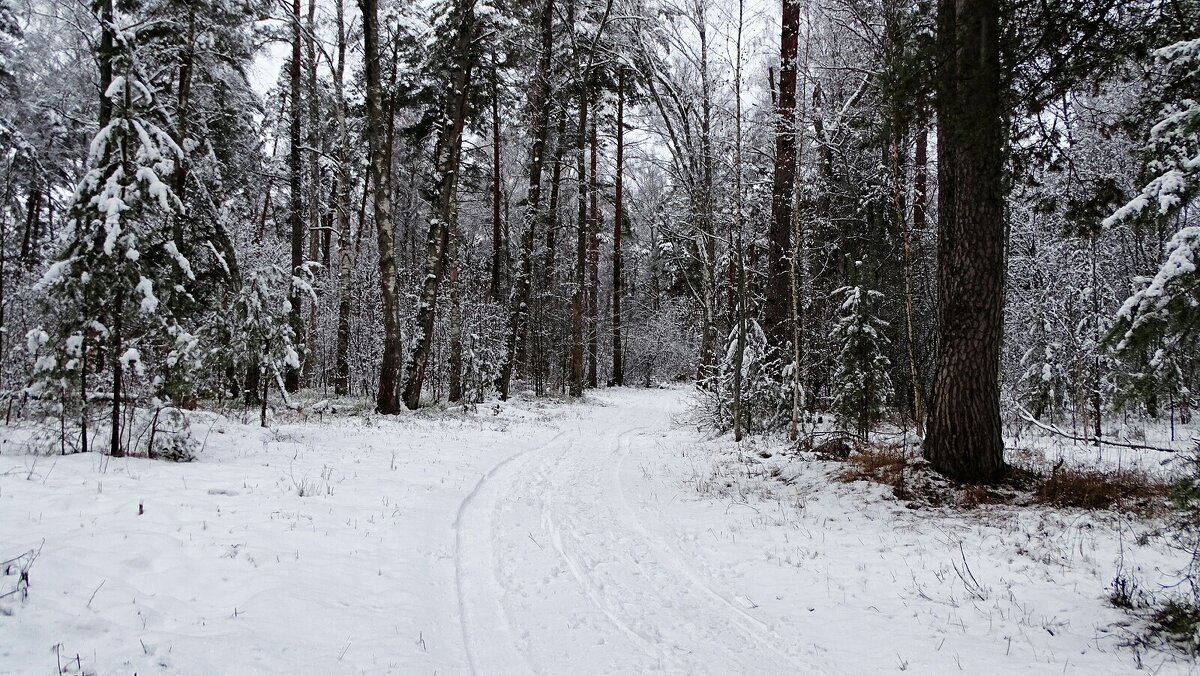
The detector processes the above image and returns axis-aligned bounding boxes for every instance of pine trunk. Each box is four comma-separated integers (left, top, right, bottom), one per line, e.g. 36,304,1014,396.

611,68,625,387
766,0,799,350
285,0,304,393
924,0,1006,483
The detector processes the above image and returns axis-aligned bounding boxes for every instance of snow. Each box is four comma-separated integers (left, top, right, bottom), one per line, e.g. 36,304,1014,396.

0,389,1195,674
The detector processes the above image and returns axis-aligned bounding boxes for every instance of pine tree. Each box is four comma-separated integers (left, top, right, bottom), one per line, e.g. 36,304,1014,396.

30,29,193,457
830,280,893,438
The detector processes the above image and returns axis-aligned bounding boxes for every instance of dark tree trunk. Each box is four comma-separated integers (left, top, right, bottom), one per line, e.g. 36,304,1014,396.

402,0,475,410
333,0,353,397
611,68,625,386
448,200,464,403
110,290,124,457
569,94,587,398
361,0,404,412
490,65,505,302
496,0,555,400
586,114,600,389
285,0,304,393
923,0,1007,483
766,0,799,349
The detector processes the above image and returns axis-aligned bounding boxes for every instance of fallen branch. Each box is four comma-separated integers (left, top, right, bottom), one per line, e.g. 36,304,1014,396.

1015,405,1180,454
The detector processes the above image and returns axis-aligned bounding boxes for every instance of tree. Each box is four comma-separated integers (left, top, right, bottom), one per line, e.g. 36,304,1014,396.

830,279,893,438
31,27,192,457
923,0,1007,482
360,0,404,413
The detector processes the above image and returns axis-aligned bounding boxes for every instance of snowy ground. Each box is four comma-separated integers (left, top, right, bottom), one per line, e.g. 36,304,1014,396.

1,387,1197,674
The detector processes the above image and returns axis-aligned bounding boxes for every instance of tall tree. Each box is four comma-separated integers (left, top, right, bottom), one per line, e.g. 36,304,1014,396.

402,0,476,410
285,0,304,393
611,66,625,386
766,0,799,349
361,0,404,412
496,0,555,400
923,0,1007,482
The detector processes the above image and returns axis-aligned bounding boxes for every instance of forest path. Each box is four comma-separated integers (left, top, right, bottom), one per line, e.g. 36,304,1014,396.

453,387,815,675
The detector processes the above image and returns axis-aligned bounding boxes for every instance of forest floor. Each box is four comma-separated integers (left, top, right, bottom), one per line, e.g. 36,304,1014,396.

0,387,1197,674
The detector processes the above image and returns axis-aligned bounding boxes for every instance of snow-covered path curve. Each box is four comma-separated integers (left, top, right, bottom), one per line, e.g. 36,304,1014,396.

454,388,816,675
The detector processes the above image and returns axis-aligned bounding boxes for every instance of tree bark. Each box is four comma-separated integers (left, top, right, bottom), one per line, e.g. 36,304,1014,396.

361,0,404,412
285,0,304,393
611,67,625,387
402,0,475,410
766,0,799,349
924,0,1007,483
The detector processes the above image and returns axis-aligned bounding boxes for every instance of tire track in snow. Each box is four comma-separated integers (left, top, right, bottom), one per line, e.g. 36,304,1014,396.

454,429,569,676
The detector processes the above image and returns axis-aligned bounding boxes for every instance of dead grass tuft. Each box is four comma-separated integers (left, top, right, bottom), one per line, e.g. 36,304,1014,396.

1032,465,1169,511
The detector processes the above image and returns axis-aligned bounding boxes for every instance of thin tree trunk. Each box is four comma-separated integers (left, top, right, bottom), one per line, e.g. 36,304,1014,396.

285,0,304,393
361,0,404,413
447,200,464,403
402,0,475,410
333,0,354,397
924,0,1006,483
611,67,625,387
490,64,504,302
495,0,554,400
569,94,587,398
904,112,928,437
732,0,747,441
586,114,600,389
110,290,124,457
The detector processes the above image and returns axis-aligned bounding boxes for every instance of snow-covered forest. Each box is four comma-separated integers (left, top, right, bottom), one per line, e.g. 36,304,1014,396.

1,0,1199,671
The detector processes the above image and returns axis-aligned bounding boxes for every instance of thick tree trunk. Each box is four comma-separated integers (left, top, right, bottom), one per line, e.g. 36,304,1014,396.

766,0,799,349
924,0,1007,483
496,0,554,400
333,0,354,397
361,0,404,412
285,0,304,393
611,68,625,387
402,0,475,410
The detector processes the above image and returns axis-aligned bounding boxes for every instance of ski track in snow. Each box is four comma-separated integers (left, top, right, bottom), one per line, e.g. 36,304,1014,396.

457,393,816,675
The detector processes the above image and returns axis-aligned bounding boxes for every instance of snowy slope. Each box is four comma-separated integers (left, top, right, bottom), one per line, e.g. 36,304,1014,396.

0,388,1195,674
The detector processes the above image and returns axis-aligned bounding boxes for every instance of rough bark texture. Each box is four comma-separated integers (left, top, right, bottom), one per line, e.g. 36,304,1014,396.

402,1,475,410
611,67,625,387
361,0,404,412
766,0,799,349
924,0,1007,483
285,0,304,393
496,0,554,400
